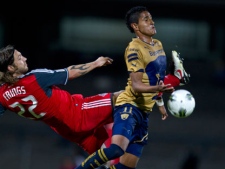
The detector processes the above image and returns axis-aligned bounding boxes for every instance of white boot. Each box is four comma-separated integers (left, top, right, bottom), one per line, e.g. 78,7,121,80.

172,50,190,86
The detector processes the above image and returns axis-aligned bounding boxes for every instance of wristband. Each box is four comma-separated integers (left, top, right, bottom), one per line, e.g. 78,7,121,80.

156,99,164,106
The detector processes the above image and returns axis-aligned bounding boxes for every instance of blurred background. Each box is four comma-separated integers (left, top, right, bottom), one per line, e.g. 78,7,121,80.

0,0,225,169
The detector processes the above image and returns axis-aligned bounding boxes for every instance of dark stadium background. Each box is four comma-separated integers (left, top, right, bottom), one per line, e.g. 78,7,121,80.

0,0,225,169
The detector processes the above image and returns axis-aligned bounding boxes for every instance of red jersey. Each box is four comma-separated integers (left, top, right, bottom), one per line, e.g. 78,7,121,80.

0,68,113,154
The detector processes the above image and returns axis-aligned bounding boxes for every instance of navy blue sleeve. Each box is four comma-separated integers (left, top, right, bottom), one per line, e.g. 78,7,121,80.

26,68,68,87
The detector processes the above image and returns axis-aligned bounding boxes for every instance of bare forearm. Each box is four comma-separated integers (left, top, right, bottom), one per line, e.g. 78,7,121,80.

66,56,113,80
67,62,96,80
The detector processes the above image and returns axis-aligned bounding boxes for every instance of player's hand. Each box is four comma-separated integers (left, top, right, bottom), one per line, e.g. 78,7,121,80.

95,56,113,67
158,80,174,93
158,105,168,120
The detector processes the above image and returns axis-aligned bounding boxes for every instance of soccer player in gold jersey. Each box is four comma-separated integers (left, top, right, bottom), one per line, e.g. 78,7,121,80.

76,6,190,169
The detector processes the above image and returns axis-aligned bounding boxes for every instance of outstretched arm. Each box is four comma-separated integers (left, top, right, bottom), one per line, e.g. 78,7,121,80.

67,56,113,80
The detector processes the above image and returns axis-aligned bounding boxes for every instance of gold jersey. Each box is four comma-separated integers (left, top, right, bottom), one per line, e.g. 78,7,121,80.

115,38,167,112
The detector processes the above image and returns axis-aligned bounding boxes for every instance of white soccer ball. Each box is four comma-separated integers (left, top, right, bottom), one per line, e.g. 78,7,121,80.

167,89,195,118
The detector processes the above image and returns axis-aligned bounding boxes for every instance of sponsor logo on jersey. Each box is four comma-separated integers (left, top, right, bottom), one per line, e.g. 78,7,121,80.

149,49,164,56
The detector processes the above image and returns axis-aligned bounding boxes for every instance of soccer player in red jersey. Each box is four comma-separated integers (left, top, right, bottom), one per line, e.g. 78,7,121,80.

0,45,122,154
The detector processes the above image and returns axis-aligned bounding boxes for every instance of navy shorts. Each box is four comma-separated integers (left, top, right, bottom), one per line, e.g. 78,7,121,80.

113,104,149,157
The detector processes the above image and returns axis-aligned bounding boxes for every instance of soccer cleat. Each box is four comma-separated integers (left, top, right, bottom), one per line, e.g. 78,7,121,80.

171,50,190,86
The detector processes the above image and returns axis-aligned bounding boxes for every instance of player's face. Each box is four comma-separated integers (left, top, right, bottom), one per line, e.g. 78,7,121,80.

137,11,156,37
12,50,28,74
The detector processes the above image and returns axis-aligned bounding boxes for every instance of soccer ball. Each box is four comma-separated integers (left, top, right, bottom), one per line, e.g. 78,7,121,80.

167,89,195,118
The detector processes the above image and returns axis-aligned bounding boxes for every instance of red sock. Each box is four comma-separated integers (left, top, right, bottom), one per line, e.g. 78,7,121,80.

158,74,180,97
164,74,180,87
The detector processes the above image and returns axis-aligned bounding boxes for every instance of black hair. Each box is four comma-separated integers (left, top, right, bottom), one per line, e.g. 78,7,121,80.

125,6,148,33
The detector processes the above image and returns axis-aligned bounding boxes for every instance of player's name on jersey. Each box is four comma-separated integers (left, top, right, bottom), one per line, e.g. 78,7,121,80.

3,86,26,101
